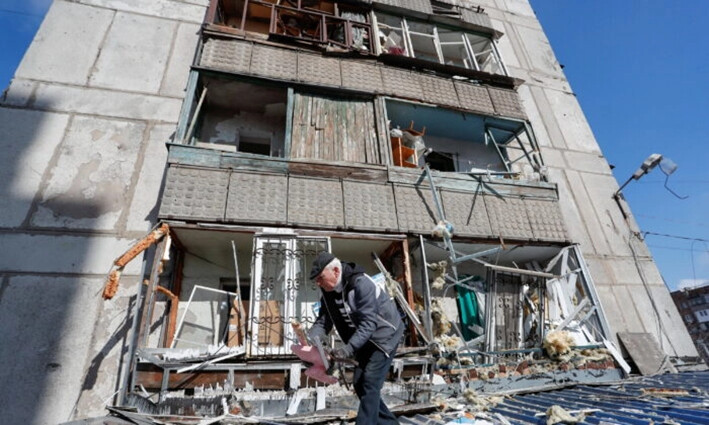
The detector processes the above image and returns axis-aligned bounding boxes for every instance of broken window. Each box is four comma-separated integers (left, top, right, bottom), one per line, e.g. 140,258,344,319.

410,241,614,366
178,73,288,157
210,0,373,52
385,99,544,178
374,13,507,76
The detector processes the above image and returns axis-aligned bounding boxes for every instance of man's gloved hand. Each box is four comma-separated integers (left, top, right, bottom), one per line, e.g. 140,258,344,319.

332,344,354,360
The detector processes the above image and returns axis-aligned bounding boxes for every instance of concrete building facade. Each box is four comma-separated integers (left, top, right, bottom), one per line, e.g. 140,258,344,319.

672,284,709,365
0,1,698,423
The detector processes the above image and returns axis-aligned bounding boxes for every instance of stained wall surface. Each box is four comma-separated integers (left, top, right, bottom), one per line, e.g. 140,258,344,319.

0,0,696,424
0,1,208,423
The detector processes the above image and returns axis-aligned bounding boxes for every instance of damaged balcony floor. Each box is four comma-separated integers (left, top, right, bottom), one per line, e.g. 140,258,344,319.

64,370,709,425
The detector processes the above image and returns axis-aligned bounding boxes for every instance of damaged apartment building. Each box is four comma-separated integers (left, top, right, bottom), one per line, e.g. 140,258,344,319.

0,0,704,424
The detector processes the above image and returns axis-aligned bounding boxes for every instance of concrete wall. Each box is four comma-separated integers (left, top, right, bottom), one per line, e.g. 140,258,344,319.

480,0,695,357
0,1,207,423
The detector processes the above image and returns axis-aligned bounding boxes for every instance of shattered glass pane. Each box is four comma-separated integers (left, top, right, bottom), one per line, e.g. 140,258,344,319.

173,286,237,348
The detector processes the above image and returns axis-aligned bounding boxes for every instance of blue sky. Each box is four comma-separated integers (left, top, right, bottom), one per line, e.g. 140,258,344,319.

1,1,707,291
532,1,709,291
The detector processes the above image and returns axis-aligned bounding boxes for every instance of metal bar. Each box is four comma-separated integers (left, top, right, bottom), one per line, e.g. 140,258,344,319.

422,164,446,223
184,86,208,144
463,33,480,71
418,235,433,341
486,127,511,172
159,368,170,403
117,256,150,406
231,240,246,347
484,263,558,279
483,269,496,360
556,297,590,331
240,0,248,31
491,38,509,76
175,349,245,374
571,245,613,339
452,246,502,264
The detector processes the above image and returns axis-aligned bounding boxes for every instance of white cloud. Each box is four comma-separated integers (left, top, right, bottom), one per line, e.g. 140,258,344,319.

677,279,709,291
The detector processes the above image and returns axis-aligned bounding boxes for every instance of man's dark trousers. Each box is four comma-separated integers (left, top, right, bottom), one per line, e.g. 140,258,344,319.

352,343,399,425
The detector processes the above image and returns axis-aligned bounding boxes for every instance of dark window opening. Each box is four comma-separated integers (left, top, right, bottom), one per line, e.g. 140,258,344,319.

185,74,288,157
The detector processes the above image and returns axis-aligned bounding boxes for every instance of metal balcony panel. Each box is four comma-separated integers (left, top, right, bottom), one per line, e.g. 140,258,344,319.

341,60,384,93
524,199,568,241
454,81,495,115
343,180,399,231
159,166,228,221
488,87,528,119
393,184,438,234
287,176,344,228
200,38,252,74
485,195,534,240
297,52,342,87
250,44,298,80
418,74,460,108
440,189,492,238
225,171,288,224
381,67,424,101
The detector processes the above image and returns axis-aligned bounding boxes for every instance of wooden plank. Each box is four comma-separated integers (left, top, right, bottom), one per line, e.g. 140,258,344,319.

284,87,294,159
138,237,169,348
373,97,392,166
167,144,221,168
287,161,388,181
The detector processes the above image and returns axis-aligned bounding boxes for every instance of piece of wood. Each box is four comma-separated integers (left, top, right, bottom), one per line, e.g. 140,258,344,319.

155,286,179,348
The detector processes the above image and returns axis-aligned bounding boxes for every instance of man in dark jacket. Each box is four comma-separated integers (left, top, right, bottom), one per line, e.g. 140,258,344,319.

308,252,404,425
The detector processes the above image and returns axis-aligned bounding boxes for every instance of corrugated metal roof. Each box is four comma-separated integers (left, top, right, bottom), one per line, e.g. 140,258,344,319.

401,371,709,425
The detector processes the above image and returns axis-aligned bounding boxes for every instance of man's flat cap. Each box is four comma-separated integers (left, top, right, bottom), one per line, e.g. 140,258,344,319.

309,252,336,280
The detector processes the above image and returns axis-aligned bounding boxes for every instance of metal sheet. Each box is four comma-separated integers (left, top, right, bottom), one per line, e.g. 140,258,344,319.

250,44,297,81
440,189,492,237
381,67,424,101
159,166,228,221
484,195,534,240
287,176,344,228
524,199,568,241
488,87,528,119
343,180,398,231
418,74,460,108
199,38,252,74
341,60,384,93
393,185,438,234
405,371,709,425
454,81,495,115
225,172,288,224
297,52,342,87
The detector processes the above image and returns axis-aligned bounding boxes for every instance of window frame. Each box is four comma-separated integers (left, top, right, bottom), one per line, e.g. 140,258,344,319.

373,12,508,76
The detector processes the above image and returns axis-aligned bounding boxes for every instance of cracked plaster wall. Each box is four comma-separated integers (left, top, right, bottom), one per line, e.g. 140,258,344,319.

0,0,207,423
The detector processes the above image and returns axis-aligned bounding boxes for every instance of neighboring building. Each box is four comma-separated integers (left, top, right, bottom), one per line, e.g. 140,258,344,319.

672,283,709,365
0,1,700,424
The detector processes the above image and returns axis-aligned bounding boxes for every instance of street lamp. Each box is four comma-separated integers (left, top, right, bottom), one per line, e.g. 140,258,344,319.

613,153,687,200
